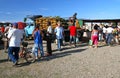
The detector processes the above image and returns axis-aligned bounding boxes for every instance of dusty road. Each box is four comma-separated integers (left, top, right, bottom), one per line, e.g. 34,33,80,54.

0,40,120,78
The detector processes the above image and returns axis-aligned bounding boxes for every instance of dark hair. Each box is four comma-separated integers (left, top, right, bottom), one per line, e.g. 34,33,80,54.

47,21,51,26
105,25,108,28
94,24,98,30
35,24,40,29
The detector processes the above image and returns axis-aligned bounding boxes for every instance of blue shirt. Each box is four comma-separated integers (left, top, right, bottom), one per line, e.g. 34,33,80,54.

54,26,64,39
34,30,42,44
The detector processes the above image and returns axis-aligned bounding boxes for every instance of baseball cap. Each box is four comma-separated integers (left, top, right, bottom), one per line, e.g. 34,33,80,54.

12,22,18,27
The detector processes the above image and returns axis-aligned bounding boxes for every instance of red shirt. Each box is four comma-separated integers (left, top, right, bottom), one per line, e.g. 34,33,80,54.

69,26,76,36
0,26,5,33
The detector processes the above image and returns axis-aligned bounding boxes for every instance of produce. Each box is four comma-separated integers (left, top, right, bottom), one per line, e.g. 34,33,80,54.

35,17,57,30
35,17,68,30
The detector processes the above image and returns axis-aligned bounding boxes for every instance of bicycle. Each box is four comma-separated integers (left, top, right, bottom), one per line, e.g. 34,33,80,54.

19,41,34,63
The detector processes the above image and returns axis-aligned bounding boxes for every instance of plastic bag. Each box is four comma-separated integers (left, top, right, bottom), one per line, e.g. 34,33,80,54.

83,32,88,37
89,40,93,46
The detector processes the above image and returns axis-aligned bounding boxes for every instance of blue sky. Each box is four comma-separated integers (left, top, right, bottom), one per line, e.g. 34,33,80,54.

0,0,120,22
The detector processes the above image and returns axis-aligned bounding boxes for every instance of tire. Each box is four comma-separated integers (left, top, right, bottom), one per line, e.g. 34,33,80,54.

24,51,34,63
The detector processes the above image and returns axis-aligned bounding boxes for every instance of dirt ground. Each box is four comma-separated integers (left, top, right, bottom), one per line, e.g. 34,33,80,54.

0,40,120,78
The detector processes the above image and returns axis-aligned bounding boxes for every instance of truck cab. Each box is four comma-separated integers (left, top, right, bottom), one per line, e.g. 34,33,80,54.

24,23,35,39
24,15,42,40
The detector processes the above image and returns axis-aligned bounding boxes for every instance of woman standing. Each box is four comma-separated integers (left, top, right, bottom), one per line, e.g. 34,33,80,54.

32,25,44,60
91,24,99,48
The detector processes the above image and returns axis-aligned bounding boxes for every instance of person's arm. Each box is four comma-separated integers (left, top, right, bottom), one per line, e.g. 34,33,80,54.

68,26,70,30
21,30,25,41
105,29,107,34
91,30,94,39
47,26,52,34
54,28,57,34
7,30,13,41
32,29,36,38
112,28,114,33
40,30,44,38
4,27,9,34
62,29,64,37
75,27,77,36
47,26,49,33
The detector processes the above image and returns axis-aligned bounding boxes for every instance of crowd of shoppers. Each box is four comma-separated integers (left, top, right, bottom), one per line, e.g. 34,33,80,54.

1,21,120,67
90,23,120,48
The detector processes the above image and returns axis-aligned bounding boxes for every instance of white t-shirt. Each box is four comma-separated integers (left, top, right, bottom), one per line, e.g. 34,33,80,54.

47,26,52,34
7,28,23,47
103,27,107,33
4,26,12,36
106,27,113,33
19,29,25,39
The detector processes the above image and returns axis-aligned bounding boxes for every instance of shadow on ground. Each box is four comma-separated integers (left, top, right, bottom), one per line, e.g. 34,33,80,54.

0,59,9,63
52,42,88,52
39,48,87,62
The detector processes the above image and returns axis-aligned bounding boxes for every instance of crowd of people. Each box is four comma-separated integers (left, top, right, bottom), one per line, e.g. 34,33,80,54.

90,23,120,48
1,21,120,67
0,21,64,66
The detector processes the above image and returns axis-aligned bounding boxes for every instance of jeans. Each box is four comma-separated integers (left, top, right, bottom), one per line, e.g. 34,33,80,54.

106,33,113,45
32,43,44,57
70,36,76,43
70,36,76,44
57,39,63,50
8,47,20,63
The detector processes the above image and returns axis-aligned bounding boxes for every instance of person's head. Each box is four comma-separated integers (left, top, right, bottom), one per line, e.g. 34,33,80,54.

7,23,12,27
57,21,61,27
105,25,108,28
12,22,18,28
35,24,40,30
70,22,74,26
109,22,113,26
47,21,51,26
94,24,98,30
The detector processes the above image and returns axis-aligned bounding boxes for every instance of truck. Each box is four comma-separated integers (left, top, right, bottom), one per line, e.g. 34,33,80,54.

24,15,81,42
24,15,42,39
24,15,68,40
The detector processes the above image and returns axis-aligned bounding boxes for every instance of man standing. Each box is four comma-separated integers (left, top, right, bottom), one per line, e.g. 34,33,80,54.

54,21,64,51
7,23,23,66
68,23,77,47
46,22,53,56
106,24,114,46
3,23,13,53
